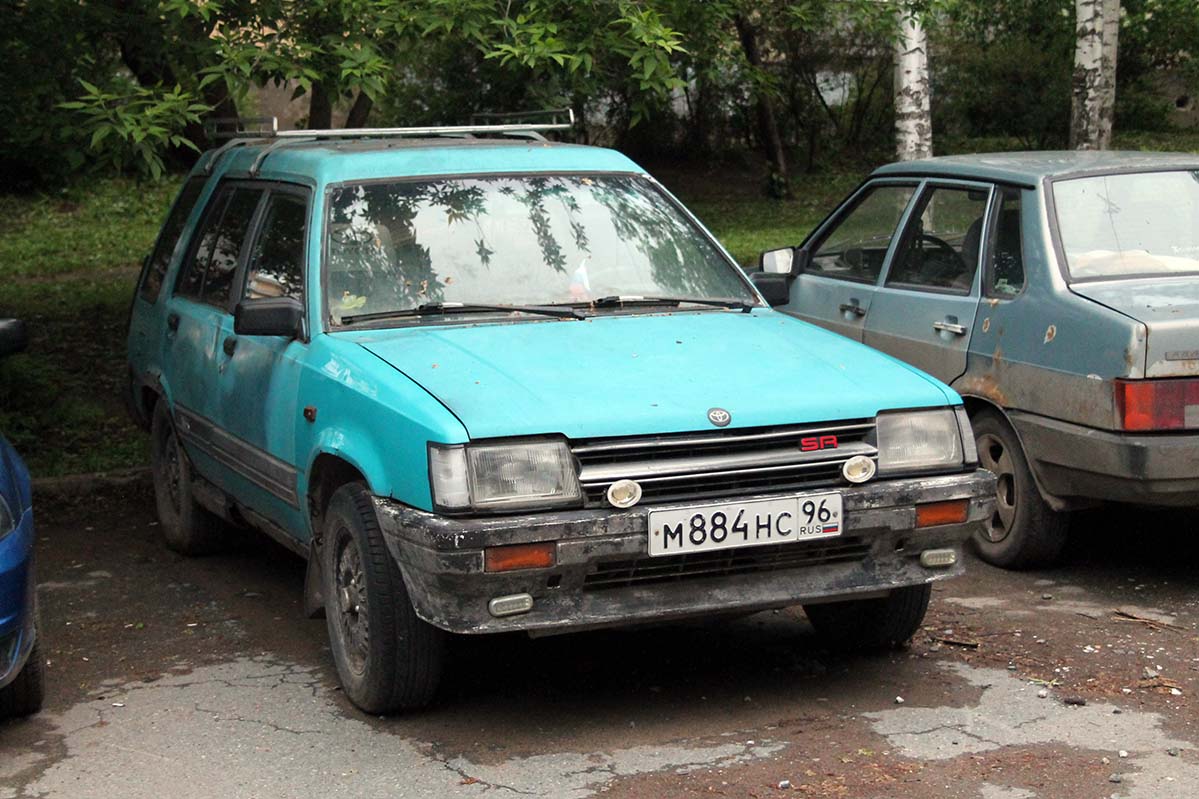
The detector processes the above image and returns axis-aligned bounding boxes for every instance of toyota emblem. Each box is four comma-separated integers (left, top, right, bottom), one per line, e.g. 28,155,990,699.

707,408,731,427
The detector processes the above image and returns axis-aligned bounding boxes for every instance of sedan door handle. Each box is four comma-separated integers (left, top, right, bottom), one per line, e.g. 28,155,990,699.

839,302,867,317
166,313,180,333
933,321,968,335
222,335,237,356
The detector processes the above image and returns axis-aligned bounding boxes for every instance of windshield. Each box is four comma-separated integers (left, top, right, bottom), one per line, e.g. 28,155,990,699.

1053,170,1199,280
324,174,755,323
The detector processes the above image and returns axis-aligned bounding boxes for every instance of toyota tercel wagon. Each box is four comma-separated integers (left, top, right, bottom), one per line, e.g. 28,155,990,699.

756,152,1199,570
125,115,994,712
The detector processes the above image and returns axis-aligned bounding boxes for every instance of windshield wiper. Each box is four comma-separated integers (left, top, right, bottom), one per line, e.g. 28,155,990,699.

586,295,756,312
342,302,585,325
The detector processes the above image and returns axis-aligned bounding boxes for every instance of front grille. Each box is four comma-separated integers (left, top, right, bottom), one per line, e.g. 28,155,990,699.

583,536,870,590
571,420,876,506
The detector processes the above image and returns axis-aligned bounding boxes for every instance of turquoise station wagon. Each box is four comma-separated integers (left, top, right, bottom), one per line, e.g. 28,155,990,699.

125,116,994,713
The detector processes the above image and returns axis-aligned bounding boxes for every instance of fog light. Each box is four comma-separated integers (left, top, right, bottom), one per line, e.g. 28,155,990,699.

919,548,958,568
606,479,643,508
488,593,534,617
842,455,876,484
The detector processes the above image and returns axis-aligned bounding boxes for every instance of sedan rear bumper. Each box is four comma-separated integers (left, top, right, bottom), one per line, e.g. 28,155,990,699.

1011,411,1199,508
372,470,995,635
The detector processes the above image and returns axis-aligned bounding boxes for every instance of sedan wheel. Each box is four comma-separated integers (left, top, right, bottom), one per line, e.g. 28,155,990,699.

968,409,1068,569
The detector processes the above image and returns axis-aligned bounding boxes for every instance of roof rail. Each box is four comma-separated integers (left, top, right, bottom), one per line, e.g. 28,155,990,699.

206,108,574,142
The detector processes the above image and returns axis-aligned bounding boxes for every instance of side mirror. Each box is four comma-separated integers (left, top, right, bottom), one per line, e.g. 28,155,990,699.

234,297,304,338
749,273,791,307
759,247,794,275
758,247,812,276
0,319,28,358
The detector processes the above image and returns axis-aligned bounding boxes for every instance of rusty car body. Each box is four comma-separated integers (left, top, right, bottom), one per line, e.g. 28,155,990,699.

756,151,1199,569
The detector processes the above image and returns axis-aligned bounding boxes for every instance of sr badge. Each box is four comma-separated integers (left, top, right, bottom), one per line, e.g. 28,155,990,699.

707,407,731,427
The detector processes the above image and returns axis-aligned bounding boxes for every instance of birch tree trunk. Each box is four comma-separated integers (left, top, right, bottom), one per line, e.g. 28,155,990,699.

893,7,932,161
1070,0,1119,150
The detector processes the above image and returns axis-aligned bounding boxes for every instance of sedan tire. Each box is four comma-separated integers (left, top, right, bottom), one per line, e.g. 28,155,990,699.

0,639,44,718
970,409,1068,569
322,482,445,714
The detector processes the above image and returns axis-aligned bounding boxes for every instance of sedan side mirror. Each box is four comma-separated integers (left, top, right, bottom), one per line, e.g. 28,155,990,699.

0,319,28,358
758,247,811,276
760,247,794,274
234,297,304,338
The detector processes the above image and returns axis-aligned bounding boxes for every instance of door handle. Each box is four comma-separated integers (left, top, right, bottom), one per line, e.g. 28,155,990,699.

933,321,968,335
839,301,867,317
166,313,180,333
222,335,237,356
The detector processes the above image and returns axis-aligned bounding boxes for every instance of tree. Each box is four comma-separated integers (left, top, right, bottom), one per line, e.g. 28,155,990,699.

1070,0,1120,149
894,4,932,160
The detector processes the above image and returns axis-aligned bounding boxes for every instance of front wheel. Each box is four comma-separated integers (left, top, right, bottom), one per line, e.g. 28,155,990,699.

0,639,45,718
804,584,931,650
322,483,445,714
970,409,1068,569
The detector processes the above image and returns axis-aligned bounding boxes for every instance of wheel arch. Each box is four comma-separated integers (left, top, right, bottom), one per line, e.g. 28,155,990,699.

957,393,1069,512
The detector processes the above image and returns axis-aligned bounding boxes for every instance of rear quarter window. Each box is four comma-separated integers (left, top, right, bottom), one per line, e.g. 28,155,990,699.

139,176,208,303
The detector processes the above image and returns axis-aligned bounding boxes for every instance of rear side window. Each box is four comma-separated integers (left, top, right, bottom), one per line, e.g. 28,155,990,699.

244,193,307,301
988,189,1024,297
139,176,207,303
176,186,264,307
810,184,916,283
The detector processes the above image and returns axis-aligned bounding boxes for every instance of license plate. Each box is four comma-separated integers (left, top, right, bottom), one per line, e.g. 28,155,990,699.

647,492,843,557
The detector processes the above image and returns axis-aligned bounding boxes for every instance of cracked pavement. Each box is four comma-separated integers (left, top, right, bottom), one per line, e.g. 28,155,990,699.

1,486,1196,798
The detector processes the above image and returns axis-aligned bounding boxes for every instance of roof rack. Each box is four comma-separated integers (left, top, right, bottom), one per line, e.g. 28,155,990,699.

206,108,574,142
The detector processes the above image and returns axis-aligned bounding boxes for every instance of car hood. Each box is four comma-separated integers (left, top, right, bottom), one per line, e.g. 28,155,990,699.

352,310,955,440
1071,278,1199,377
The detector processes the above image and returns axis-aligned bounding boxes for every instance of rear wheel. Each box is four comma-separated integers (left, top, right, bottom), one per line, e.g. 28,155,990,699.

150,402,228,556
0,639,45,718
805,583,935,652
322,482,445,713
970,409,1068,569
804,584,931,650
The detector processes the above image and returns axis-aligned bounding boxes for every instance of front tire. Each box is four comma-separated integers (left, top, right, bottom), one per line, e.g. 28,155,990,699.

804,584,931,650
970,409,1068,569
322,483,445,714
150,402,228,556
0,639,45,718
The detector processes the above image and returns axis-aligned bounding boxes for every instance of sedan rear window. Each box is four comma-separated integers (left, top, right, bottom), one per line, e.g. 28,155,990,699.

1054,170,1199,280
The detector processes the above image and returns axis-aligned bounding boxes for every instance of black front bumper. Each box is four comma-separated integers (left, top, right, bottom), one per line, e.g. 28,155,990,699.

373,470,995,635
1011,412,1199,508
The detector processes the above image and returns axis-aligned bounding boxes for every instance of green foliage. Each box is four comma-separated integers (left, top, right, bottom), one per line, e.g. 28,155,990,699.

59,81,208,179
0,175,180,475
933,0,1074,149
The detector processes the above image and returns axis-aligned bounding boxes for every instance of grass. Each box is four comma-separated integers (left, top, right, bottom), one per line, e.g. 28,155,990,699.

4,130,1198,478
0,177,180,477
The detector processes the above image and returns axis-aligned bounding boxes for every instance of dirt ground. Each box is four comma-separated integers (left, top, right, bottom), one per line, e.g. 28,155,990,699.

1,484,1196,798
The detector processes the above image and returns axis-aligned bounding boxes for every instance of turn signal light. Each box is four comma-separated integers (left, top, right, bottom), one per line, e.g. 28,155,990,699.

484,542,556,572
915,499,969,528
1115,378,1199,431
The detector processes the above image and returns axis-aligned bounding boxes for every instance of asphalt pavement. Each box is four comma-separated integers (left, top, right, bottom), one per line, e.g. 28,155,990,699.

1,484,1196,798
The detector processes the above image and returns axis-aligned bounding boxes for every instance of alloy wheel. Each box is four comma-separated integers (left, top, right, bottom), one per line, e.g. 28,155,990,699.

976,432,1016,543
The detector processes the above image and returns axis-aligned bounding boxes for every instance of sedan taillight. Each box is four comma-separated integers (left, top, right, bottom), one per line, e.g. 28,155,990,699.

1115,378,1199,431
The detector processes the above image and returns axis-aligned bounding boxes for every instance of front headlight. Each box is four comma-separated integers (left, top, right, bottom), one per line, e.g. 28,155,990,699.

429,439,582,512
876,408,970,475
